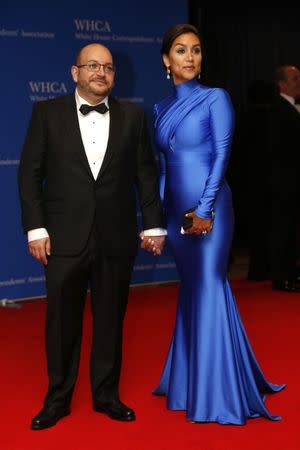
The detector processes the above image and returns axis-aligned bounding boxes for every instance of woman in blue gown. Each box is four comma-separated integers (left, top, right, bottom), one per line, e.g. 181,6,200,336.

152,24,285,425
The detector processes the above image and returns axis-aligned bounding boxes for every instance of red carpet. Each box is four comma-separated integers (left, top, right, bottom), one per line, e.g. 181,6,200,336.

0,280,299,450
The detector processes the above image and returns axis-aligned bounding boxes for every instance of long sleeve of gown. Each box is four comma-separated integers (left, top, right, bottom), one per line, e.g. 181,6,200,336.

159,151,166,203
153,103,167,203
195,89,235,219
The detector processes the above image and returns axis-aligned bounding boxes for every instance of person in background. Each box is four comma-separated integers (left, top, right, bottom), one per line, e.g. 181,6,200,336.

268,65,300,292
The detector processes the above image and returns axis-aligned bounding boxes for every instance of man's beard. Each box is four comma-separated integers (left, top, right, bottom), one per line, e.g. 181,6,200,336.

80,78,112,97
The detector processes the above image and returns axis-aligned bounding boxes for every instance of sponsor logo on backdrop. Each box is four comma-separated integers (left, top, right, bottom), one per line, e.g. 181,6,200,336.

74,19,111,33
133,264,154,271
0,275,45,287
155,263,177,269
117,97,144,104
74,18,111,41
0,27,55,39
133,262,177,272
73,18,161,44
28,276,46,283
0,158,19,166
28,81,68,102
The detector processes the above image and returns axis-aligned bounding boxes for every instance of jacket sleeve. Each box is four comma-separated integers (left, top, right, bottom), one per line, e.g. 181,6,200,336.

18,102,47,232
135,110,164,230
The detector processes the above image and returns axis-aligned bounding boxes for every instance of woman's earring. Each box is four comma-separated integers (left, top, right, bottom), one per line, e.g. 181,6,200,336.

197,72,201,80
167,67,171,80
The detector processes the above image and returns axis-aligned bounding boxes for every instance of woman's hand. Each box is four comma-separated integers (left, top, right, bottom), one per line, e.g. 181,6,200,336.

184,212,213,235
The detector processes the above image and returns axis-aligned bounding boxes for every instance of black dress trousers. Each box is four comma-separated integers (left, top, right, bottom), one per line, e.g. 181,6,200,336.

43,223,135,409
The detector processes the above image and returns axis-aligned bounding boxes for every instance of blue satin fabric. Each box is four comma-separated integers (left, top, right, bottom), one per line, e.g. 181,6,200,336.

153,79,285,425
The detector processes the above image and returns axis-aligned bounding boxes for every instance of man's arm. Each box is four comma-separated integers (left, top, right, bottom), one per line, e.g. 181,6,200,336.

18,102,47,232
135,110,165,228
19,103,50,264
135,110,166,254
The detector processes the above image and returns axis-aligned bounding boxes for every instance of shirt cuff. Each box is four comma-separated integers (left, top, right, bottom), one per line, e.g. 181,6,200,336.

143,228,167,236
28,228,49,242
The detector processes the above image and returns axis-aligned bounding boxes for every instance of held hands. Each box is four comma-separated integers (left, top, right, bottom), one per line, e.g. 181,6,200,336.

28,237,51,265
184,211,213,235
139,232,165,256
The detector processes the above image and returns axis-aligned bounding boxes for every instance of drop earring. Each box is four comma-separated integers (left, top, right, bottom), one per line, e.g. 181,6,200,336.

197,72,201,80
166,67,171,80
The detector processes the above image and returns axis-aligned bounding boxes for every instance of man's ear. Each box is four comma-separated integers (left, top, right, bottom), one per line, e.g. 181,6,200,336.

71,65,78,83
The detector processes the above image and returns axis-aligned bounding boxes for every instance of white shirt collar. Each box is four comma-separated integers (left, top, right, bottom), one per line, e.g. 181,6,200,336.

75,89,109,110
280,92,295,106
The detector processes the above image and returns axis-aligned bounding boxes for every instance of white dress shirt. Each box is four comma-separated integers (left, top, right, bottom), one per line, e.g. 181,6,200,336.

76,90,110,179
28,90,166,242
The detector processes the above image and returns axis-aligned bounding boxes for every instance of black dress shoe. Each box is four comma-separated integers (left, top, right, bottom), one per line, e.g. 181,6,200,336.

93,399,136,421
30,406,71,430
272,280,300,293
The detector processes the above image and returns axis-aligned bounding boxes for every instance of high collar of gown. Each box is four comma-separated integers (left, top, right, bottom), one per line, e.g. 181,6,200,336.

173,78,200,99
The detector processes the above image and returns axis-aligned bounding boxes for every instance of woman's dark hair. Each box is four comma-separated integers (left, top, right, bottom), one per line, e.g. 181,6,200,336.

161,23,201,56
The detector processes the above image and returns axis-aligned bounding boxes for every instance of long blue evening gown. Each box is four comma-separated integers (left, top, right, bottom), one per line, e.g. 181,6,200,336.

152,78,285,425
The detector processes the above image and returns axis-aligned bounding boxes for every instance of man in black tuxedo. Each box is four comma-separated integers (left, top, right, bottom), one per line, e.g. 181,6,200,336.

18,43,165,430
269,65,300,292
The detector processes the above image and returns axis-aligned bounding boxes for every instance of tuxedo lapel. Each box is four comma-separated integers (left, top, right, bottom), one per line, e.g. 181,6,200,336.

280,96,300,117
64,93,95,180
96,96,123,182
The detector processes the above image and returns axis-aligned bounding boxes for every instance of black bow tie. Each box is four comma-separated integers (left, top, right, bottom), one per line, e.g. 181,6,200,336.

79,103,108,115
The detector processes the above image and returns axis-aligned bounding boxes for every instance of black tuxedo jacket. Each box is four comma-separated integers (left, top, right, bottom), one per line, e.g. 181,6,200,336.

18,93,164,256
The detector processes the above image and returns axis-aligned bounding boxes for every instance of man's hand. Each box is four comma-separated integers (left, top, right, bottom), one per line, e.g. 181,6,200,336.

28,237,51,265
140,233,165,256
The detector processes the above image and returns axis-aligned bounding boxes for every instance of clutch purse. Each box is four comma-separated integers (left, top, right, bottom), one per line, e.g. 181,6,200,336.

182,206,197,230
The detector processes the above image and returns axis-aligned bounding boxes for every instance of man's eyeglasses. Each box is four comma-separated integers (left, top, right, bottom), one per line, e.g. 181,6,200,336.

76,62,115,74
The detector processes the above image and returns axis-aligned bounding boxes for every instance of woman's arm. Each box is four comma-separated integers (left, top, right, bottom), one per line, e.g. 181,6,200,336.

195,88,235,219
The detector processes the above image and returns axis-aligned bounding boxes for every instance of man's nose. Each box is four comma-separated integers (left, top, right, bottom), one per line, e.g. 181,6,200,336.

94,65,106,76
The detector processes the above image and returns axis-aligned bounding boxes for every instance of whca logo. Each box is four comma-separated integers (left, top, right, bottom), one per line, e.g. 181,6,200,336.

74,19,111,33
29,81,67,94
